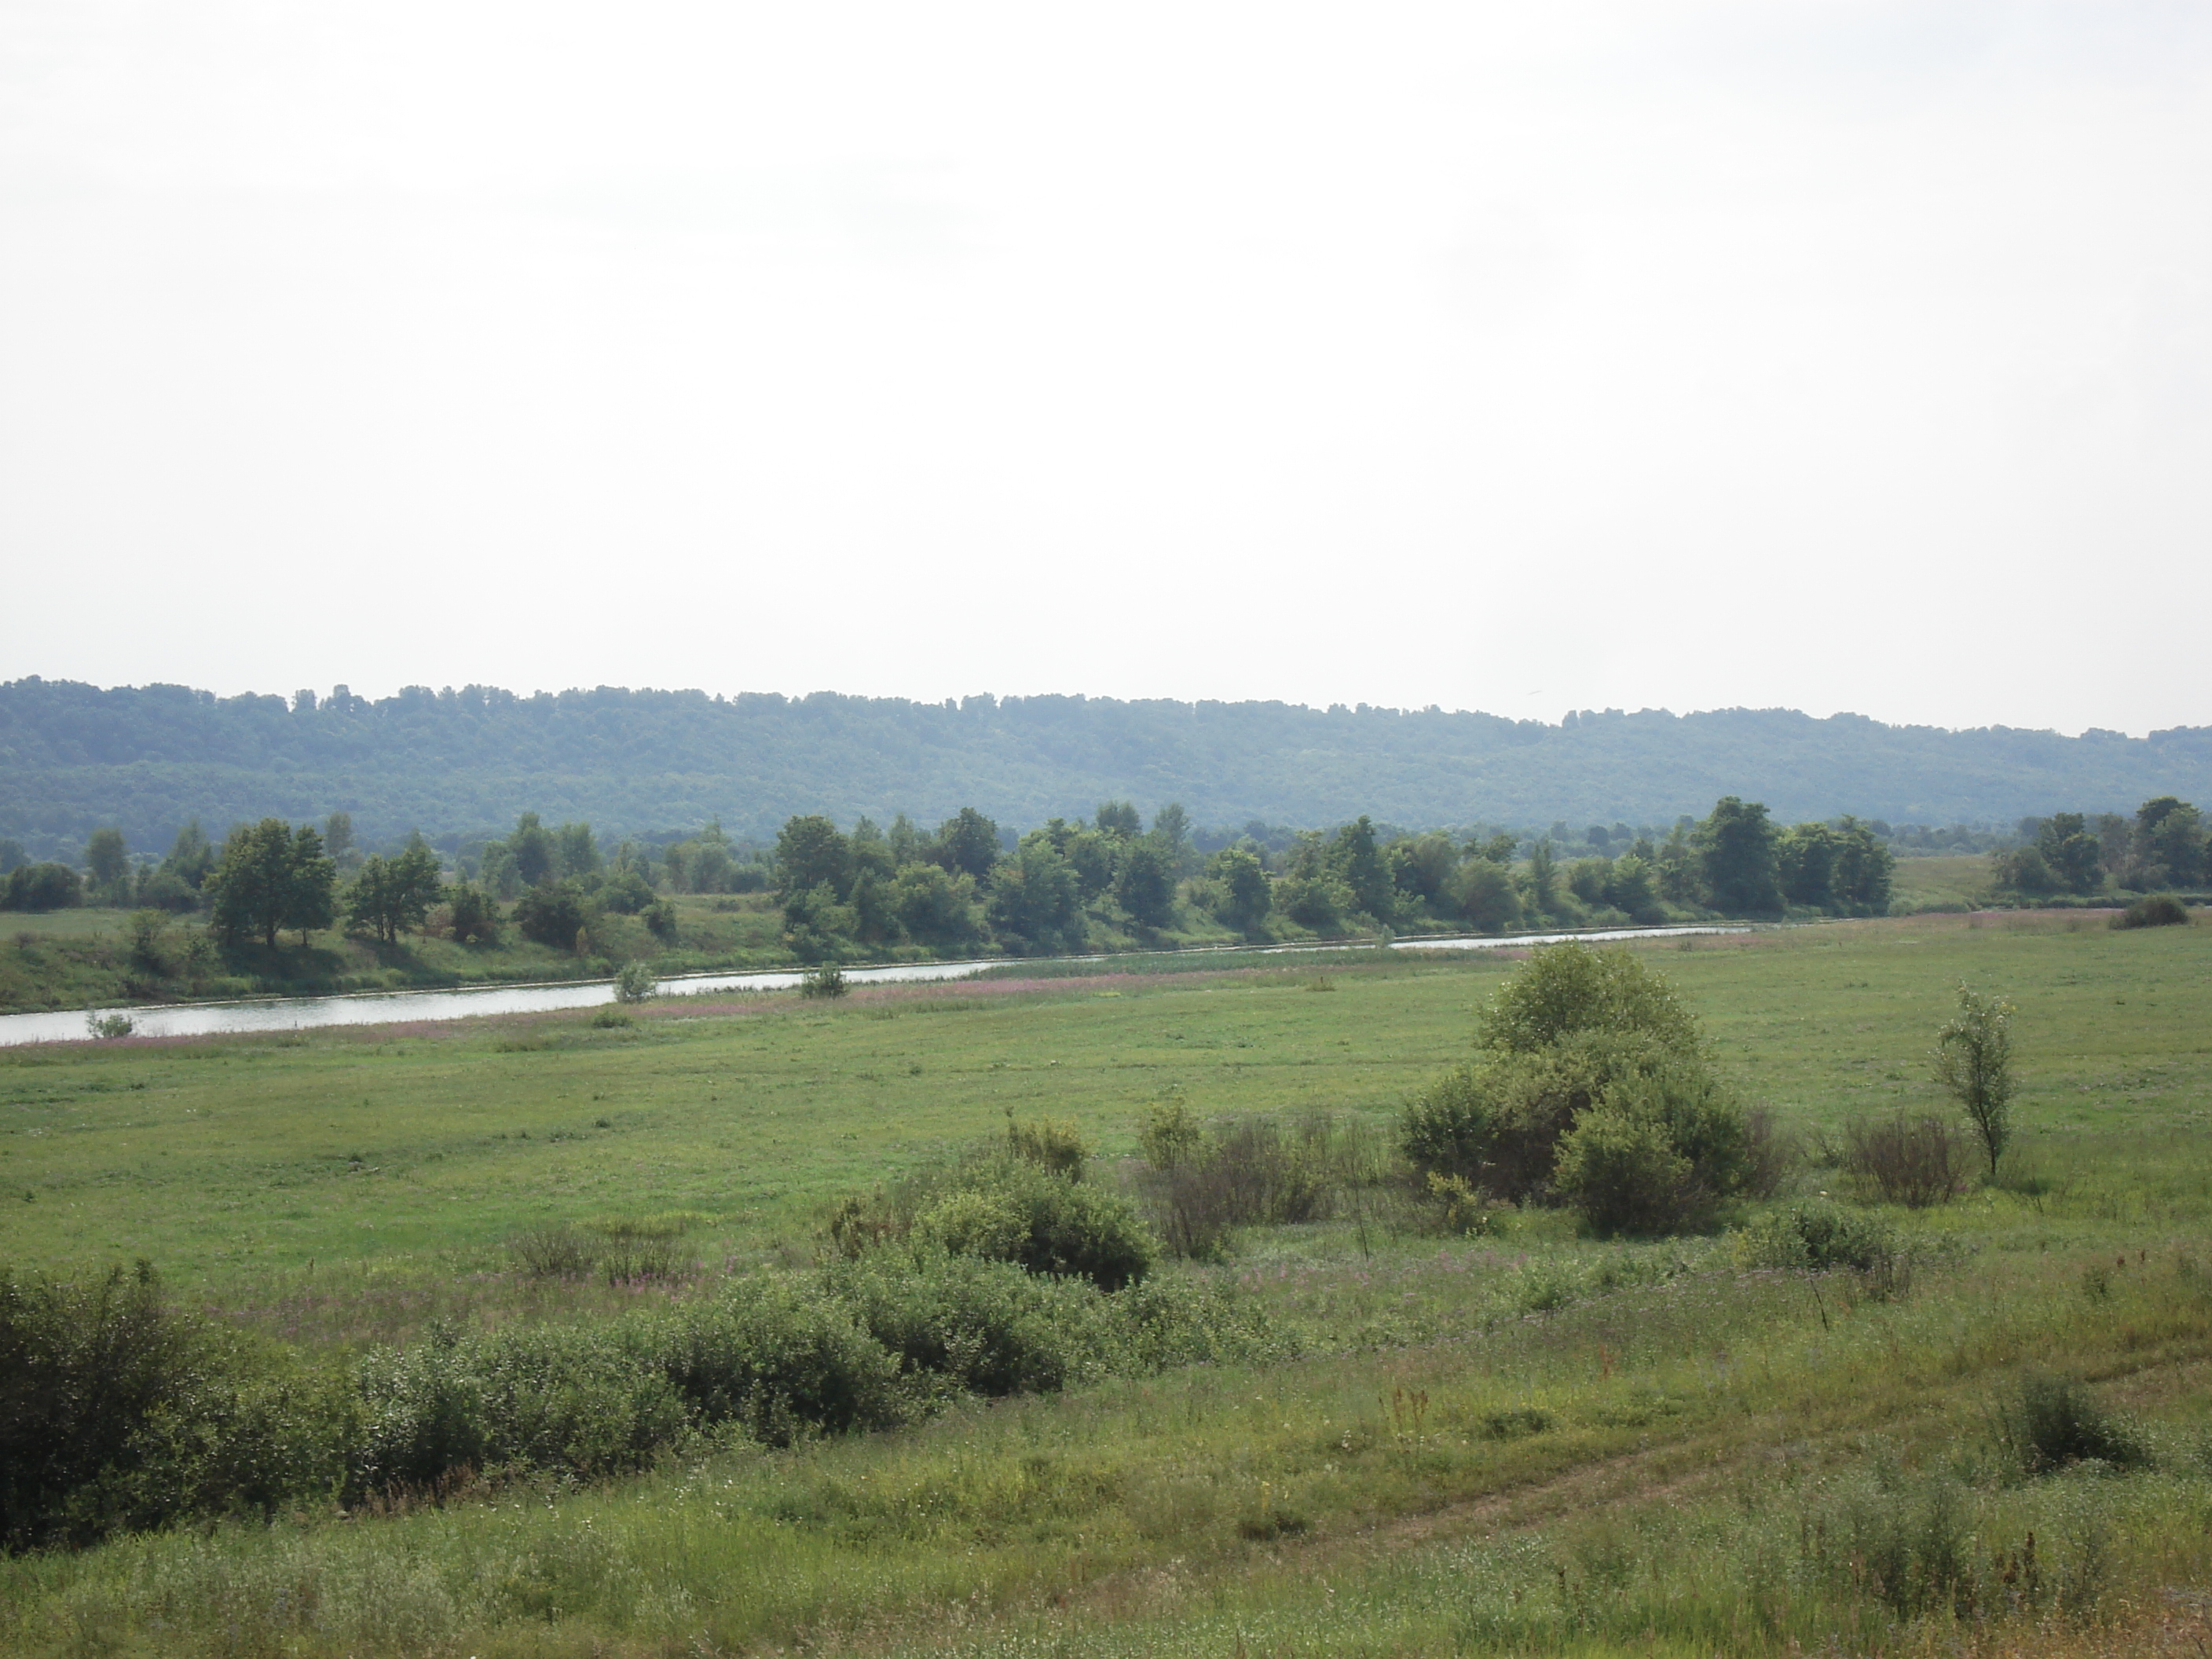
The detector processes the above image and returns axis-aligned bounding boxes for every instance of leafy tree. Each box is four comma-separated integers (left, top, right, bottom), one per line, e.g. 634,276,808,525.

1932,984,2016,1177
553,822,601,882
1388,832,1456,914
1115,837,1178,930
597,868,657,914
507,813,555,888
1602,853,1657,921
892,864,980,954
514,881,591,951
477,840,521,899
84,828,130,904
1522,840,1560,916
1094,800,1142,840
1479,942,1704,1057
0,838,25,875
2033,813,2101,895
342,838,441,943
281,826,340,945
781,883,858,962
1830,816,1895,914
446,882,500,945
2137,797,2204,888
1205,845,1273,936
775,816,850,901
324,812,358,872
1695,797,1782,914
1331,816,1392,921
934,808,1002,881
1450,856,1522,932
1,862,82,912
206,820,336,949
157,821,215,892
1565,857,1610,908
1776,822,1837,910
686,840,735,894
987,837,1084,954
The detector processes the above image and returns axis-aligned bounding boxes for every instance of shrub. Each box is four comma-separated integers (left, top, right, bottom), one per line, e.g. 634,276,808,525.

613,959,657,1003
1844,1113,1969,1206
1551,1100,1698,1235
1932,983,2017,1177
660,1277,906,1445
828,1250,1101,1397
513,881,590,950
913,1159,1155,1290
2111,894,2189,929
1005,1114,1088,1177
1996,1374,2150,1474
445,882,499,945
799,964,848,998
1142,1112,1382,1258
1736,1199,1899,1274
1477,942,1702,1057
1138,1098,1205,1170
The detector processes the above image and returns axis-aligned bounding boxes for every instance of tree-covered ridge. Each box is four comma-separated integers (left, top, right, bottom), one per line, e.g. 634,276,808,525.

3,676,2209,859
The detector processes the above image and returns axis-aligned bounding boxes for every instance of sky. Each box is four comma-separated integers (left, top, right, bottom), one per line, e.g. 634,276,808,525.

2,1,2207,736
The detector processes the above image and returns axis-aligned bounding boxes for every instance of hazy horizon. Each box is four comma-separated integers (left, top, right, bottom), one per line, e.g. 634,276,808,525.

5,3,2208,738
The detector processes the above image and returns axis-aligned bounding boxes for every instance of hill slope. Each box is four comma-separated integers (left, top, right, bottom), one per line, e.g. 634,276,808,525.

3,678,2207,854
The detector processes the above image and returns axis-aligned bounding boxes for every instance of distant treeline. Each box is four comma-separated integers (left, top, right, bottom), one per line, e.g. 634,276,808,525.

2,796,1911,962
5,676,2210,860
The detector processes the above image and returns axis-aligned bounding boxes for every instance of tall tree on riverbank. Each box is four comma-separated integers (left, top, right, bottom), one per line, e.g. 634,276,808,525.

207,820,339,949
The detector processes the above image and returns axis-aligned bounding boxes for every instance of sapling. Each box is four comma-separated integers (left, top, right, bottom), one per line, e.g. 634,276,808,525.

1932,983,2016,1177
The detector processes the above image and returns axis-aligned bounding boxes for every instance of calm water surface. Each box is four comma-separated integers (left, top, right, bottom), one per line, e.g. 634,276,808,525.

0,925,1746,1048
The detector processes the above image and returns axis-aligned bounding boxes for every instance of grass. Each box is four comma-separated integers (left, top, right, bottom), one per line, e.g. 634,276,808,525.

2,910,2209,1654
1888,851,1994,913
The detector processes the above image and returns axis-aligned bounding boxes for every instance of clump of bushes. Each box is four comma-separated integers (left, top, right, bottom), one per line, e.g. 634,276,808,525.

1735,1199,1899,1276
2111,894,2190,930
1843,1112,1971,1207
1401,944,1770,1235
1135,1103,1388,1259
1994,1374,2150,1475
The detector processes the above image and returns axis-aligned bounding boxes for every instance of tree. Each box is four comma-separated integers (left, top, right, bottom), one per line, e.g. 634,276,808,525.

84,828,130,903
553,821,601,882
2137,797,2204,888
1206,846,1273,936
1115,837,1177,929
1776,822,1837,910
1695,797,1782,914
206,820,336,949
478,840,522,899
1602,853,1657,921
1830,817,1895,914
1522,840,1560,916
775,815,850,901
158,822,215,892
446,882,500,945
324,811,358,872
1095,800,1142,840
1450,856,1522,932
2033,814,2101,895
1,862,82,912
1331,816,1392,921
514,881,590,951
343,838,441,943
508,813,555,888
0,838,26,875
934,808,1002,881
1932,984,2016,1177
893,864,980,954
987,837,1084,954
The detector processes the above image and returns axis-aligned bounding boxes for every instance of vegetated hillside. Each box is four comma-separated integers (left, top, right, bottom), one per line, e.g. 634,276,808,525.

4,676,2208,855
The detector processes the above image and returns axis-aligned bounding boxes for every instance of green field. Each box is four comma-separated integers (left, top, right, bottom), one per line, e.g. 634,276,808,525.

3,912,2210,1655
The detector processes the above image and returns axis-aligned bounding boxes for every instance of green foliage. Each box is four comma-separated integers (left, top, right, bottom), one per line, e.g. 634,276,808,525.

934,807,1002,881
1932,983,2018,1176
1113,837,1177,929
512,880,591,952
612,960,657,1003
1694,796,1782,914
1005,1114,1088,1178
82,827,129,904
1477,941,1703,1057
206,819,338,949
2111,894,2189,929
910,1158,1155,1290
1204,845,1273,936
799,964,848,998
1,862,82,912
1734,1199,1899,1273
445,881,500,945
342,840,445,945
1996,1375,2151,1475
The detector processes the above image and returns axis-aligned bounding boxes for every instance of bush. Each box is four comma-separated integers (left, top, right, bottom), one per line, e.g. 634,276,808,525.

613,959,657,1003
445,882,499,945
1997,1374,2150,1474
829,1250,1101,1397
1736,1199,1899,1274
2111,894,2189,929
660,1277,907,1446
799,964,848,998
913,1157,1155,1290
1844,1113,1969,1206
1477,942,1702,1057
1005,1114,1088,1177
1550,1100,1698,1235
1142,1113,1382,1258
513,881,590,950
0,1264,346,1550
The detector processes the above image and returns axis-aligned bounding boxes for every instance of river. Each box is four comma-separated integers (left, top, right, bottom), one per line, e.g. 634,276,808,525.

0,925,1748,1048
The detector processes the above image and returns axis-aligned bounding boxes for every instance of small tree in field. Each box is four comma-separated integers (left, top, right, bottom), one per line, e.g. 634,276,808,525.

1932,984,2016,1177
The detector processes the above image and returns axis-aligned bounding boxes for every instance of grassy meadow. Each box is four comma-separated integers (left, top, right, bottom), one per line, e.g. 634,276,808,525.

2,910,2209,1656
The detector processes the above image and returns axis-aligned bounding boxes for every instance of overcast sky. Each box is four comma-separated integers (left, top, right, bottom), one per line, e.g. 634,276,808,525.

2,1,2207,735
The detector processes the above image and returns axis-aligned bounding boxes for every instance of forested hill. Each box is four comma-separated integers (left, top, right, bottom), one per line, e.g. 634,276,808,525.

4,677,2209,855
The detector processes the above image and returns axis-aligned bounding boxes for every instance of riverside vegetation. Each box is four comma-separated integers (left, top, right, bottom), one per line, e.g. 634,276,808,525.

0,910,2208,1654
